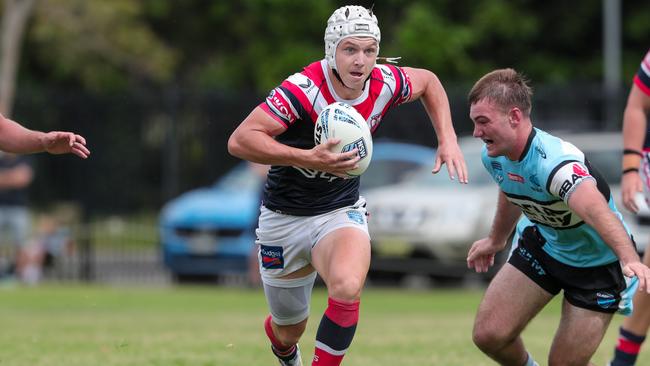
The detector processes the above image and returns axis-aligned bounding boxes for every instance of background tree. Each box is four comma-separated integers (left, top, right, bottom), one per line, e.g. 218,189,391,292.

0,0,36,116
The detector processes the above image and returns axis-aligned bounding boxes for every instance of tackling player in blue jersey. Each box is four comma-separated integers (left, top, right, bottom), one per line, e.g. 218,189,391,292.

466,68,650,366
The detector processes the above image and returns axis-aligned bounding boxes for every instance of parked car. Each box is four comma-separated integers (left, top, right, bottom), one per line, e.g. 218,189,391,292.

159,141,436,283
364,132,650,281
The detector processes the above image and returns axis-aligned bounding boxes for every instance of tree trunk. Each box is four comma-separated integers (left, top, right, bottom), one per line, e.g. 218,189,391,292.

0,0,37,117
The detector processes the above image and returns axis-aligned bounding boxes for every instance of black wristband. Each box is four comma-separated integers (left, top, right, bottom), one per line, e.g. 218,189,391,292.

623,149,643,157
623,168,640,174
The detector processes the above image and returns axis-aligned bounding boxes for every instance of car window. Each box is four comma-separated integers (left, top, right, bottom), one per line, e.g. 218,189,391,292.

403,149,493,187
360,160,429,191
216,165,263,191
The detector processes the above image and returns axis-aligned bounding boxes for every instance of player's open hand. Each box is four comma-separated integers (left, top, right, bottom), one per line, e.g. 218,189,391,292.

43,131,90,158
309,138,359,178
622,261,650,294
621,172,643,213
467,237,501,273
432,141,468,184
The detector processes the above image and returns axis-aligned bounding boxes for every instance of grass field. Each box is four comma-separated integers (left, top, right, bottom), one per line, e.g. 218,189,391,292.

0,285,647,366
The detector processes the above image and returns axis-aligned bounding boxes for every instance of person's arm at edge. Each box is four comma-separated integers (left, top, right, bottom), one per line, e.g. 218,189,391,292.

403,67,468,183
621,85,650,212
0,114,89,158
568,180,650,292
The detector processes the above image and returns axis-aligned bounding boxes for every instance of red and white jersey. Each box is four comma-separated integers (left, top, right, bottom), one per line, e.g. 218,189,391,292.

634,49,650,150
259,59,413,215
635,49,650,97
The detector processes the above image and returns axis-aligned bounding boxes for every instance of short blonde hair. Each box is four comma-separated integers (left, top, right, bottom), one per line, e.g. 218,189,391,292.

468,68,532,116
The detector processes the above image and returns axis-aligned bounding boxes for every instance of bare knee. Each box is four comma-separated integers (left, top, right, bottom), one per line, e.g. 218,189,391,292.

327,276,364,301
472,322,514,354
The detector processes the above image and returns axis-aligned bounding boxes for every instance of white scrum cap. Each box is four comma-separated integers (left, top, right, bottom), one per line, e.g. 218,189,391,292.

324,5,381,71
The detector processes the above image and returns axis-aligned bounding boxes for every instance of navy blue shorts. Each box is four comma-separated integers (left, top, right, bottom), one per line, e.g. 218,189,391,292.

508,226,631,314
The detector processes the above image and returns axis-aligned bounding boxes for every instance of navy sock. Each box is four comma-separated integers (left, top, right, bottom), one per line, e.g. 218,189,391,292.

611,327,646,366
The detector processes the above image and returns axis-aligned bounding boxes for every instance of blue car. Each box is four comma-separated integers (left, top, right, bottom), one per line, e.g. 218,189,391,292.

159,141,435,283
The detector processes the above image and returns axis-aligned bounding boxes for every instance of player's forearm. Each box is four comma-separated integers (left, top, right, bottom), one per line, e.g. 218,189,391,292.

488,191,521,247
419,73,458,146
0,116,46,153
622,107,647,152
228,130,307,167
581,203,640,266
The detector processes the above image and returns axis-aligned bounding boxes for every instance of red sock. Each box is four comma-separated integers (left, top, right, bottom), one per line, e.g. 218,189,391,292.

264,315,295,357
312,297,360,366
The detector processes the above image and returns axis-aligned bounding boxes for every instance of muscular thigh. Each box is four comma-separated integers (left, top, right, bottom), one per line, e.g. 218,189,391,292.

475,264,553,336
549,299,613,365
256,198,369,283
311,227,370,285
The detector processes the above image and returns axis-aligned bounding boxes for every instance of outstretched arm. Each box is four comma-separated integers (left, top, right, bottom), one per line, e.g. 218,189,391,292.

403,67,468,183
467,189,521,272
0,115,89,158
568,179,650,292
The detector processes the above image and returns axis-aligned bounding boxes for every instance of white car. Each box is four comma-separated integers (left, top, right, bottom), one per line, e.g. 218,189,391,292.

365,132,650,280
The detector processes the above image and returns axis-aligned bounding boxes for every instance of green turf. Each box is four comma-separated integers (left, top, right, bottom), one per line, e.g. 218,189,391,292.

0,284,646,365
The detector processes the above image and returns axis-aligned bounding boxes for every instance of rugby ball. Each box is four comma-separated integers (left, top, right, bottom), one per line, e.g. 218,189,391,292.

314,102,373,176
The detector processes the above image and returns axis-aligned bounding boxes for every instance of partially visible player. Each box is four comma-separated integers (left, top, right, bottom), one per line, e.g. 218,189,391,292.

609,49,650,366
0,113,89,158
228,5,467,366
466,68,650,366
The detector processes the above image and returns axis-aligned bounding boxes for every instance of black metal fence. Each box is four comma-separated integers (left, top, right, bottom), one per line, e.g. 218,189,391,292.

1,82,632,285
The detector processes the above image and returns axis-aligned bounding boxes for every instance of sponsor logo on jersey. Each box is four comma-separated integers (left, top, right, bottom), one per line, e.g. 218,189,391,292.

369,113,381,130
535,146,547,159
346,210,365,225
596,292,616,309
507,172,525,183
267,89,296,123
507,196,581,228
298,78,312,89
342,138,368,159
380,66,395,81
491,161,502,170
495,174,504,184
573,163,589,176
292,167,339,182
260,245,284,269
558,163,592,200
289,73,315,94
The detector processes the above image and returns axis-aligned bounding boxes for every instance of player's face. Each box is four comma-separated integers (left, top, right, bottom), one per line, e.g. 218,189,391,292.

335,37,378,90
470,99,517,158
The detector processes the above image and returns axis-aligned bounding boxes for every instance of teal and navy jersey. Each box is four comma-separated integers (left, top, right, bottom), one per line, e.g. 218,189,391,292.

482,128,631,267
